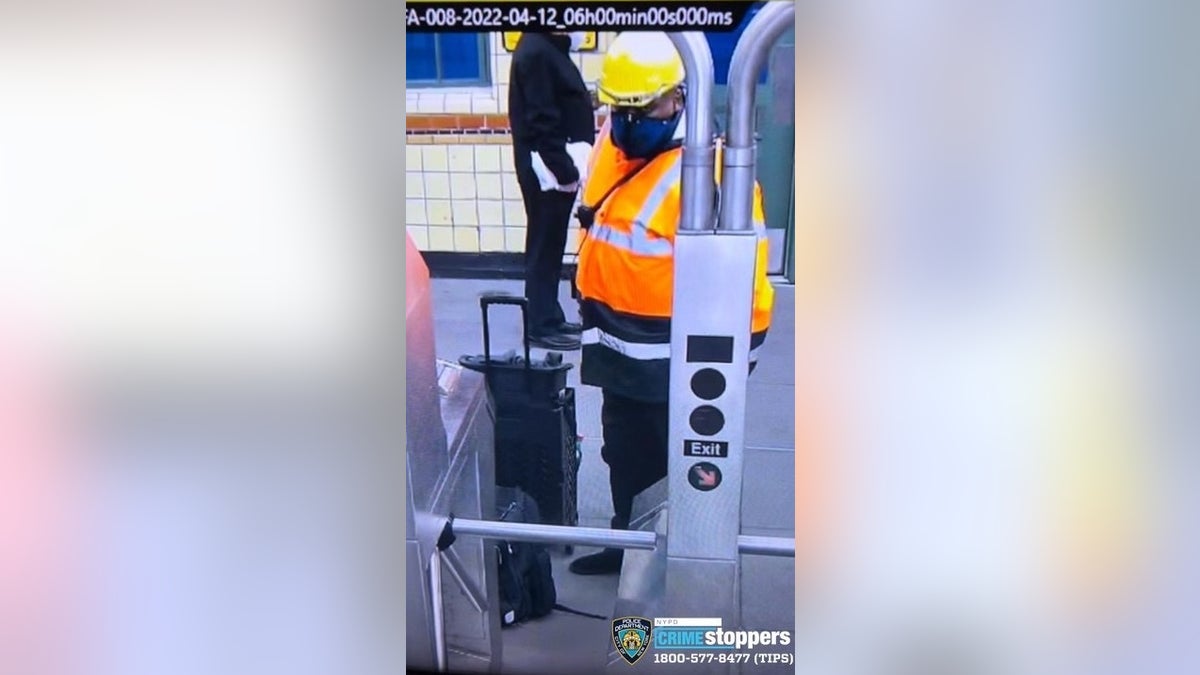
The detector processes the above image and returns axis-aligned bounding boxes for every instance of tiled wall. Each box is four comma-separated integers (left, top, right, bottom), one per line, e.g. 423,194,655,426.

405,32,615,255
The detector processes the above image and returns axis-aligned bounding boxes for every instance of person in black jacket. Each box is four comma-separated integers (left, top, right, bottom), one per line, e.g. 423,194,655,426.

509,32,596,350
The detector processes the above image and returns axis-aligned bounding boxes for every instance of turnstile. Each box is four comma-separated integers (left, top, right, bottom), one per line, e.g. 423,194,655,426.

406,5,797,673
406,236,502,673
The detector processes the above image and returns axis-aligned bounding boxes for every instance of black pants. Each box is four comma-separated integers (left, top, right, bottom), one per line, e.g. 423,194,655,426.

514,151,576,336
600,390,670,530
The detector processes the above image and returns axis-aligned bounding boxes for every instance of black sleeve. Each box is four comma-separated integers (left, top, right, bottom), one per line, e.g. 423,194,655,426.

514,55,580,185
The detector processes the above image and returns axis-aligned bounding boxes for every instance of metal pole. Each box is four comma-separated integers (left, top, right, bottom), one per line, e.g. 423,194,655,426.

737,534,796,558
451,517,658,550
429,551,448,673
667,32,717,232
719,1,796,233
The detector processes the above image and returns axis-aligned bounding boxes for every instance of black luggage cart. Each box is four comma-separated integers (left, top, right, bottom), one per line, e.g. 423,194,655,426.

460,293,581,553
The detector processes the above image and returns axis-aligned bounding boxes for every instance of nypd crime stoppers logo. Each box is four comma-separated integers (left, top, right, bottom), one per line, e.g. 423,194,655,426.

612,616,652,665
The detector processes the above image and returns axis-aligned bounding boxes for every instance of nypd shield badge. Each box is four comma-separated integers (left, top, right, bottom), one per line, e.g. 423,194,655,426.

612,616,652,665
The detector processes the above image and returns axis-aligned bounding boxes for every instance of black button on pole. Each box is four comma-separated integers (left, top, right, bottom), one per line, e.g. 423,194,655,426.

689,405,725,436
690,368,726,401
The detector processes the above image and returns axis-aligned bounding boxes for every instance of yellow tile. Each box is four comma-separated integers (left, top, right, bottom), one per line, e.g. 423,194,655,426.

501,172,522,200
424,173,451,199
503,200,526,227
407,226,429,250
444,94,472,114
405,148,421,171
452,199,478,225
405,172,425,197
453,227,480,252
422,146,449,172
476,174,503,199
407,135,433,145
471,96,499,114
448,146,475,172
477,199,504,226
427,199,452,226
428,226,455,251
405,198,427,225
479,226,505,252
504,227,526,253
450,173,477,199
433,135,460,144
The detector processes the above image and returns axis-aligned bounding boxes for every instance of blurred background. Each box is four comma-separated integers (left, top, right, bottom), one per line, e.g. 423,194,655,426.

0,1,1197,674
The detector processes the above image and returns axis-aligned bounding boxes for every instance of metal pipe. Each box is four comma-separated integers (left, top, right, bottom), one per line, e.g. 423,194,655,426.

429,551,448,672
439,547,488,614
719,2,796,232
452,517,658,550
737,534,796,558
667,32,717,232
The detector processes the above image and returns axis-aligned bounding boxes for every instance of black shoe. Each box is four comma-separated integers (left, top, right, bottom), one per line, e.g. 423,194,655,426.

529,332,581,350
569,548,623,575
559,321,583,334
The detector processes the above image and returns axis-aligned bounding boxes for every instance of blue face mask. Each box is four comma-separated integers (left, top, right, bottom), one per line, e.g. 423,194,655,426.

611,110,682,160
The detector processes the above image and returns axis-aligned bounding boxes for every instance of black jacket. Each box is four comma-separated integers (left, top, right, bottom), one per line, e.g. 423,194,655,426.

508,33,596,185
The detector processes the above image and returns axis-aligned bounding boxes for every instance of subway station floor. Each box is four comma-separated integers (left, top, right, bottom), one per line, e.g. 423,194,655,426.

430,276,796,674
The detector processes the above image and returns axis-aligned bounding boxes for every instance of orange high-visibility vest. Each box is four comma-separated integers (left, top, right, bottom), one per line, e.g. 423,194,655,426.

575,123,775,402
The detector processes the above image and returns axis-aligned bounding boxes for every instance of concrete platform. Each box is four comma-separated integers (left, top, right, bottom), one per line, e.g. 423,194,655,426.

431,277,796,673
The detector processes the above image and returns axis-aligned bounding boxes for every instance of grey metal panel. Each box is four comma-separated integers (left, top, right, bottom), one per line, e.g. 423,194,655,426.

437,367,503,673
667,232,758,562
406,540,436,672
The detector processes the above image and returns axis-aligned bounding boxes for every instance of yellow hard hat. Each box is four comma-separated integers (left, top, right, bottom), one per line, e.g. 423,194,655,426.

597,32,685,108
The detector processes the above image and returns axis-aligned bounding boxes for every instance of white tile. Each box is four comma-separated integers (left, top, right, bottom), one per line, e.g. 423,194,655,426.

476,174,503,199
497,85,510,114
474,146,502,172
497,54,513,85
443,94,473,114
479,226,505,252
503,200,526,227
422,146,449,172
427,199,452,225
448,146,475,172
450,173,477,199
477,199,504,226
471,96,499,114
500,145,514,168
417,94,445,113
424,173,451,199
405,198,427,226
405,149,422,171
407,226,429,250
428,226,454,250
501,172,522,200
405,172,425,198
504,227,526,252
452,200,478,225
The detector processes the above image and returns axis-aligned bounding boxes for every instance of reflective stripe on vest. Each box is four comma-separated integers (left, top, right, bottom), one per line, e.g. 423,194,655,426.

581,327,671,361
587,159,681,257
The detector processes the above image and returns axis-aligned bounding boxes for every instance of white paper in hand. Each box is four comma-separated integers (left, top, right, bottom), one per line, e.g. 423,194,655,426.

531,141,592,192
